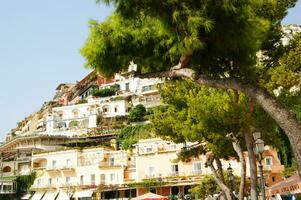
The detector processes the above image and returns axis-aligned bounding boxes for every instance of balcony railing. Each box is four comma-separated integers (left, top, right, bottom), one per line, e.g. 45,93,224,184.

60,165,75,171
99,162,122,168
0,189,16,194
46,167,60,172
33,166,46,171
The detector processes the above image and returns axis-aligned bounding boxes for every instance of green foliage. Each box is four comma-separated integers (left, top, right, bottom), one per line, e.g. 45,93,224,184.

92,87,117,97
190,174,249,199
176,145,206,162
118,124,154,150
261,33,301,118
283,159,298,177
150,79,278,159
123,178,164,190
69,120,79,128
17,172,36,191
189,175,221,199
128,104,146,122
76,99,88,104
81,0,296,80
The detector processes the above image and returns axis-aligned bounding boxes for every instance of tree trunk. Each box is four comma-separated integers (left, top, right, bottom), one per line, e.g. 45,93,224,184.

206,153,232,200
228,133,246,200
138,67,301,178
244,127,258,200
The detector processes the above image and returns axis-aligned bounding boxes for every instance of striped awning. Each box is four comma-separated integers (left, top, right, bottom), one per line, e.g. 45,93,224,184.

31,191,45,200
41,191,59,200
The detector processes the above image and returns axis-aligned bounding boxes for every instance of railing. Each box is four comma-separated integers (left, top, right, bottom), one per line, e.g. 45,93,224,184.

60,165,75,170
32,166,46,171
0,189,16,194
16,157,31,163
46,167,60,171
99,162,122,168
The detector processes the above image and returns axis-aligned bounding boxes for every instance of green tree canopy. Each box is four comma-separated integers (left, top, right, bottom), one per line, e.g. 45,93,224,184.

151,80,282,158
81,0,301,177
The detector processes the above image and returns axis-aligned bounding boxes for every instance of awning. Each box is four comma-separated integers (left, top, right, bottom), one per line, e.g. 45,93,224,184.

132,192,168,200
73,190,94,198
31,192,45,200
56,191,72,200
41,191,59,200
21,193,31,200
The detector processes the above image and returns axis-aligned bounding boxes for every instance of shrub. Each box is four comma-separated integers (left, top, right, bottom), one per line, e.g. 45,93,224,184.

76,99,88,104
92,86,118,98
129,104,146,122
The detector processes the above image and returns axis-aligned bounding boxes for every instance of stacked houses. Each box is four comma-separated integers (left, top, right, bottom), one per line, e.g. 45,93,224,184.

0,63,284,200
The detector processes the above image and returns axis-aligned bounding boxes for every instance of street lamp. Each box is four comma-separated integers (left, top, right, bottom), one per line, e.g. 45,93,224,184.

158,175,163,195
253,132,266,200
227,164,234,199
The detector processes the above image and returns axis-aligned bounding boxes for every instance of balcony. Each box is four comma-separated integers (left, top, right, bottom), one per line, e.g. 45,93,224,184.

16,157,31,163
32,166,46,171
191,170,202,176
99,162,122,168
60,165,75,171
46,167,60,172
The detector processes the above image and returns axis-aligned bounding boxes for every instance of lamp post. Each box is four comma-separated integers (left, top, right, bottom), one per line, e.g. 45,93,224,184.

158,175,163,195
253,131,266,200
227,164,234,199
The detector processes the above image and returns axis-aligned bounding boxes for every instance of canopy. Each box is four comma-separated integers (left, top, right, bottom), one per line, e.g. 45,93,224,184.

21,193,31,200
132,192,168,200
56,191,72,200
31,191,45,200
41,191,59,200
73,190,94,198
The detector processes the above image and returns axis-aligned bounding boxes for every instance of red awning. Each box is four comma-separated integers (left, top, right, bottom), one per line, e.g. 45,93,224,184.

132,192,168,200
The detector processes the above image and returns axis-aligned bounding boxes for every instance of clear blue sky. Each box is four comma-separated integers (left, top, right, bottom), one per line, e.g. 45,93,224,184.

0,1,300,140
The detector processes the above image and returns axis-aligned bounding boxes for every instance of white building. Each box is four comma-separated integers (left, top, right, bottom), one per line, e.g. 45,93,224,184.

31,147,128,200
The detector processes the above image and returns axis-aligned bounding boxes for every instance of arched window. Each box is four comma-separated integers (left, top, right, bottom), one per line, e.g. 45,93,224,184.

57,111,64,119
102,105,110,113
3,166,11,173
72,109,79,118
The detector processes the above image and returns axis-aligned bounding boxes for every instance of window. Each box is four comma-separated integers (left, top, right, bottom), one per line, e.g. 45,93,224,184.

48,178,52,186
142,85,156,92
52,160,57,169
37,179,42,187
109,158,115,166
80,175,84,185
73,110,79,118
114,106,118,113
102,106,109,113
272,176,276,182
265,157,272,166
110,173,116,182
170,144,177,150
171,164,179,176
66,177,71,184
146,146,153,153
193,162,202,174
66,159,71,167
3,166,11,173
125,83,130,91
91,174,95,185
148,166,155,177
100,174,106,184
